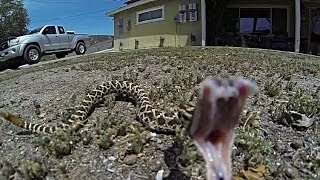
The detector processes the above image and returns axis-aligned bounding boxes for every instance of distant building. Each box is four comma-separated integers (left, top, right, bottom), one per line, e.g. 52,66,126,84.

107,0,320,54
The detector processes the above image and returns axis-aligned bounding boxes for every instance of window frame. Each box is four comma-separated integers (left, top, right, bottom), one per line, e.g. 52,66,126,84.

239,8,272,34
226,5,290,35
57,26,65,34
117,17,124,34
43,26,57,34
136,5,165,25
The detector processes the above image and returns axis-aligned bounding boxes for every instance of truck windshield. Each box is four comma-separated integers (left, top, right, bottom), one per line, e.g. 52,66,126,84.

28,26,44,35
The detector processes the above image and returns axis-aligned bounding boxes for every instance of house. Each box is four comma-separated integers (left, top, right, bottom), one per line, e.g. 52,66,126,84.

107,0,320,54
107,0,202,50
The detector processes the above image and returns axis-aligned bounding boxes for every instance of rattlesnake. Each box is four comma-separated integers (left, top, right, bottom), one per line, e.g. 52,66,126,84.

0,80,194,134
0,76,258,180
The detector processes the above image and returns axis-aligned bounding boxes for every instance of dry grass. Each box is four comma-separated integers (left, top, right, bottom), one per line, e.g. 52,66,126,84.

0,47,319,179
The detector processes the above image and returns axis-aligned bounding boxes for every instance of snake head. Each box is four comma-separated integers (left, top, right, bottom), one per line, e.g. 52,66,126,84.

190,76,258,180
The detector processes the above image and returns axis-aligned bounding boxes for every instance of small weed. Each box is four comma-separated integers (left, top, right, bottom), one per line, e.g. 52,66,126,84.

264,81,282,97
36,129,75,158
287,91,320,117
271,90,320,127
237,127,274,167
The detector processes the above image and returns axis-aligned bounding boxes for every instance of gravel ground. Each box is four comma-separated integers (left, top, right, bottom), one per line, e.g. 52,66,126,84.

0,47,319,180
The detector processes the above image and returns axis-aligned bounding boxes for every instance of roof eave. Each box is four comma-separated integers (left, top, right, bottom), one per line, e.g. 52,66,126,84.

106,0,159,16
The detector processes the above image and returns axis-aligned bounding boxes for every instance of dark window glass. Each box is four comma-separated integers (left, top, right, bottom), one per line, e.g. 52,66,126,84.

58,26,65,34
272,8,287,34
240,8,271,33
138,8,163,22
44,26,57,34
223,8,240,33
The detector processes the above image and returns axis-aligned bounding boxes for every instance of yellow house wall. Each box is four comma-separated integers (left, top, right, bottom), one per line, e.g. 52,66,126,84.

112,0,202,50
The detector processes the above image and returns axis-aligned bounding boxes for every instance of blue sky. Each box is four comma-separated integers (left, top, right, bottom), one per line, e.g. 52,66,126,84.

24,0,125,35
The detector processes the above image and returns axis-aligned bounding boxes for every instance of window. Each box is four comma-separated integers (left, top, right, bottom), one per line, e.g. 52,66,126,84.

178,4,187,23
127,20,131,31
117,18,124,34
223,7,288,34
222,8,239,32
58,26,65,34
188,3,198,22
240,8,271,33
137,6,164,24
272,8,287,34
43,26,56,34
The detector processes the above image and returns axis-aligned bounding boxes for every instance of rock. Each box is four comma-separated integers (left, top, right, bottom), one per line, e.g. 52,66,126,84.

108,156,116,161
290,139,304,150
289,111,316,128
38,112,47,118
283,163,299,178
137,64,146,72
82,133,92,146
33,100,41,115
177,65,183,70
162,66,171,73
123,154,137,165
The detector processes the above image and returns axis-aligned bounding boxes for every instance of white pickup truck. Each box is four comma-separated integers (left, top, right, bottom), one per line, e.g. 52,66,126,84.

0,25,90,69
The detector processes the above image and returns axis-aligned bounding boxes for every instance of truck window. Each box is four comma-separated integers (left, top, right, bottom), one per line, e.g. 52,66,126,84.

58,26,65,34
43,26,57,34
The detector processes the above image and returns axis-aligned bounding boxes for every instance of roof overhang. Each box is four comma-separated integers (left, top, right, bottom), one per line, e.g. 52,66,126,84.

106,0,159,16
303,0,320,3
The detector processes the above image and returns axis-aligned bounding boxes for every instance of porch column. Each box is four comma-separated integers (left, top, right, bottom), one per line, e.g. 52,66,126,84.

201,0,206,46
295,0,301,52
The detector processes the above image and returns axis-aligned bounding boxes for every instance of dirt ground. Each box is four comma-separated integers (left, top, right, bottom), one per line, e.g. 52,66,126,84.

0,47,319,180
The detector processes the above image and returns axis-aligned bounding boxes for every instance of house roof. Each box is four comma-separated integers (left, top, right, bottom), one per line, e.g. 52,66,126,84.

303,0,320,3
106,0,159,16
125,0,142,5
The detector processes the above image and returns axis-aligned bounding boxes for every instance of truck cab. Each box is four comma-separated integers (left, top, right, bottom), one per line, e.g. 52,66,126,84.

0,25,90,69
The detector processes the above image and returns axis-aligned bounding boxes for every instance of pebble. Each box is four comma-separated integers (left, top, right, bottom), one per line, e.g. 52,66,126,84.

137,64,146,72
290,139,304,150
162,66,171,73
283,163,299,178
149,132,157,137
123,154,137,165
38,112,47,118
108,156,116,161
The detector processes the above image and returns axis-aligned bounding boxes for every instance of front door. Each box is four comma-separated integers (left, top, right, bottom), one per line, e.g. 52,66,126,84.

42,26,60,51
56,26,71,50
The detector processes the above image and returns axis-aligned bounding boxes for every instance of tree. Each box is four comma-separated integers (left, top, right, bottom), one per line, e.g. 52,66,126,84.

0,0,30,43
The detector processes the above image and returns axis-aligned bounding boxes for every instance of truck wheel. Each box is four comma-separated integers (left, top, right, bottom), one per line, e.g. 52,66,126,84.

55,52,66,59
24,45,41,64
75,42,86,55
